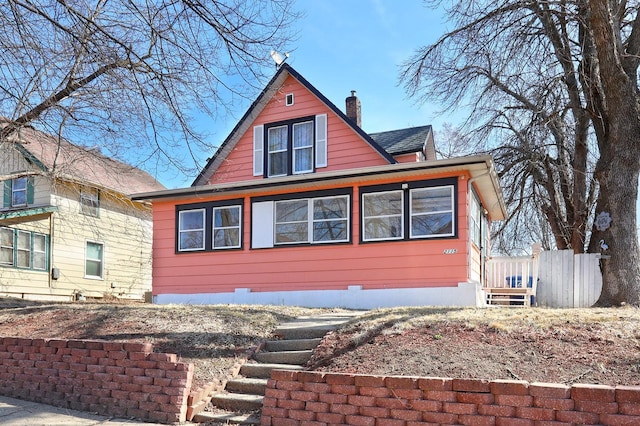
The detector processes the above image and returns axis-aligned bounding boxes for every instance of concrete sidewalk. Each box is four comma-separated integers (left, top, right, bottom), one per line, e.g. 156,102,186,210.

0,395,175,425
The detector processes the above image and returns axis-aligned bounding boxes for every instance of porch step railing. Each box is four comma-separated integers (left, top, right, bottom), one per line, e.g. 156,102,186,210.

483,255,539,307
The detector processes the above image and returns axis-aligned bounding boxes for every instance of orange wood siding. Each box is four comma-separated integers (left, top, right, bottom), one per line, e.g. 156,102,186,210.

209,75,389,184
151,172,473,295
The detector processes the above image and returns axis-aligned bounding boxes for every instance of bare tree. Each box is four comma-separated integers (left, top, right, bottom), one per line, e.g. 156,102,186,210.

402,0,640,305
0,0,298,178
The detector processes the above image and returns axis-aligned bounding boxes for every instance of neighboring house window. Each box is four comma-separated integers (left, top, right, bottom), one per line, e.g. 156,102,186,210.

16,230,31,268
361,179,457,242
2,176,34,208
85,241,104,279
80,188,100,217
251,190,351,249
0,227,48,271
176,200,243,252
253,114,328,177
0,228,13,266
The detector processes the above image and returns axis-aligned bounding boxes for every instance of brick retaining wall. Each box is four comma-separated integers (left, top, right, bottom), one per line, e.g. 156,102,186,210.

0,337,193,424
262,370,640,425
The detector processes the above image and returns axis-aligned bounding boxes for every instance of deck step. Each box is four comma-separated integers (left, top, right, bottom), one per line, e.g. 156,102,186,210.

226,377,268,396
209,392,264,412
264,338,322,352
240,363,305,379
192,411,260,425
254,349,313,365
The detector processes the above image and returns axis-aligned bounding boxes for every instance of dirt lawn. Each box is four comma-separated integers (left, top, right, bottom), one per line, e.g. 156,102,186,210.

0,298,639,388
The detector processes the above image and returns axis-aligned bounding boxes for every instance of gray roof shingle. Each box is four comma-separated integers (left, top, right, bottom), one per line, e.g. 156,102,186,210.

369,125,432,156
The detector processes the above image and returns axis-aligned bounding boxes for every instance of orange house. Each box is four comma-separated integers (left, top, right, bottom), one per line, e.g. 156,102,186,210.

134,64,506,308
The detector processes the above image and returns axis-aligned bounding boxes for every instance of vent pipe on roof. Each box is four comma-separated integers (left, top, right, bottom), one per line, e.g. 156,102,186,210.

345,90,361,128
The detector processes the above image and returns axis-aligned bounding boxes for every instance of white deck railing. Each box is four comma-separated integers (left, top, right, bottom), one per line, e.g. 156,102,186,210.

483,255,539,306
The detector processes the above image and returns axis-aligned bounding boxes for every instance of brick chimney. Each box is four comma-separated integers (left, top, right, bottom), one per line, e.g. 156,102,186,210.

345,90,361,127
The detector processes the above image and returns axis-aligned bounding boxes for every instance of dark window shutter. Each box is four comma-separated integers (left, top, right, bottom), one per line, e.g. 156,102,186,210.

3,180,11,208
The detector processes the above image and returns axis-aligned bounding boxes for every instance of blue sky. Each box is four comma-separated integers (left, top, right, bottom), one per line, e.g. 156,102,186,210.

164,1,448,188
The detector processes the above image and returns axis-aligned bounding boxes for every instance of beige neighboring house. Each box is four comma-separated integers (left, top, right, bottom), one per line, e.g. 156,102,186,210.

0,125,165,301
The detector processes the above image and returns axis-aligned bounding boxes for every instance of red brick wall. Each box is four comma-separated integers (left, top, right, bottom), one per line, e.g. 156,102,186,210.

262,370,640,425
0,337,193,424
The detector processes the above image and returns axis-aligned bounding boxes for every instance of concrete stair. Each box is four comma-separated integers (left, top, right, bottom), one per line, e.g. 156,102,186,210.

194,311,362,424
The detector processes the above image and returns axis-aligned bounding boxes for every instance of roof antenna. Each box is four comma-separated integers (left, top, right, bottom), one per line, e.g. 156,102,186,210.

270,50,289,69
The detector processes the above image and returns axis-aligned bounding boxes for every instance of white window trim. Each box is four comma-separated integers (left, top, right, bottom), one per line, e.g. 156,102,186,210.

32,233,47,271
292,121,314,174
85,240,104,280
267,125,289,177
212,205,242,250
11,177,27,207
362,190,404,242
274,195,350,246
0,227,14,266
178,208,206,252
409,186,456,239
16,230,31,269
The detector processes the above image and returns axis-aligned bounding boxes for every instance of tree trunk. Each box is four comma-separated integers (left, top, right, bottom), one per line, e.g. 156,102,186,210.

588,0,640,306
592,158,640,306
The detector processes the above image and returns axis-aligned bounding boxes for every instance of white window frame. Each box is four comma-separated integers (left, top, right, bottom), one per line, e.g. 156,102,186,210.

12,177,27,207
267,125,289,177
178,209,206,252
409,186,455,238
362,190,404,242
292,121,314,174
0,227,14,266
32,233,47,271
16,230,31,268
470,191,482,247
274,195,350,246
85,241,104,279
212,205,242,249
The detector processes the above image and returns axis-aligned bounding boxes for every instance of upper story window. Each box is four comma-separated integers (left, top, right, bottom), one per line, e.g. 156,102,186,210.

361,179,457,242
253,114,327,178
3,176,34,209
176,200,243,253
80,188,100,217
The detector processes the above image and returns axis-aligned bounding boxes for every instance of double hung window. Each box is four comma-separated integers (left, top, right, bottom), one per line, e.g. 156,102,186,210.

85,241,104,279
176,201,243,253
3,176,34,208
362,180,456,242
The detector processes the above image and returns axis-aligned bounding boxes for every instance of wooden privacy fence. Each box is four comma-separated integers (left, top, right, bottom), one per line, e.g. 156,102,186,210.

536,250,603,308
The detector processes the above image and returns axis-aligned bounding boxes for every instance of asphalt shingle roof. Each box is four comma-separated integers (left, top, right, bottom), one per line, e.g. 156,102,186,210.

369,125,432,156
6,125,165,195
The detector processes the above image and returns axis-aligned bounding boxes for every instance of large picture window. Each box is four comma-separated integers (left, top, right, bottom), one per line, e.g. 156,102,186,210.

176,200,243,253
0,227,48,271
275,195,349,245
362,180,457,242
